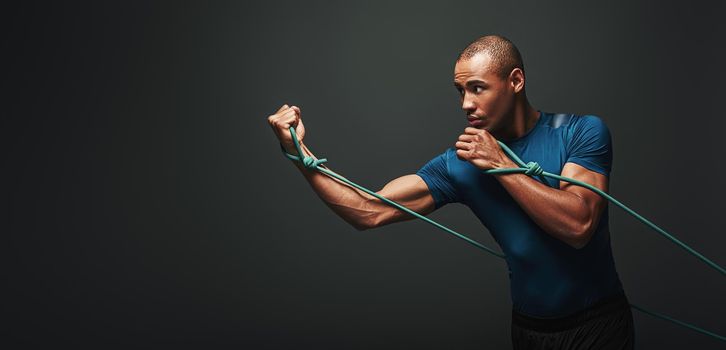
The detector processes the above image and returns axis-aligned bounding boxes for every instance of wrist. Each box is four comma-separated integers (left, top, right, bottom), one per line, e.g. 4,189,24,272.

493,156,518,170
282,142,303,155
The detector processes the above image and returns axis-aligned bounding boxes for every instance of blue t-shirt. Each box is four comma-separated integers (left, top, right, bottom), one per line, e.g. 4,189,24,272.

416,111,623,318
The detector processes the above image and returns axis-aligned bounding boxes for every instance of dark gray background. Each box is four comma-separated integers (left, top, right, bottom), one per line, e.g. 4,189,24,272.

5,1,725,349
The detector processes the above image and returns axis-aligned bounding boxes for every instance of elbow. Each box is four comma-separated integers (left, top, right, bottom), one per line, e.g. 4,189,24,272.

569,238,590,250
353,211,393,231
351,214,380,231
568,219,596,249
353,221,372,231
352,199,390,231
350,198,391,231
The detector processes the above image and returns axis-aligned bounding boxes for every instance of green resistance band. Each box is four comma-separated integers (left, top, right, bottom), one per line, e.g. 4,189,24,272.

280,126,725,342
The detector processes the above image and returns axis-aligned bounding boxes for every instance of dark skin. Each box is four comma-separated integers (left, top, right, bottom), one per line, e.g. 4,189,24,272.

268,52,608,249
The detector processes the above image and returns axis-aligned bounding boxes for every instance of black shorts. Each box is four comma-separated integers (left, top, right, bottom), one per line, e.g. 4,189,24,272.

511,293,635,350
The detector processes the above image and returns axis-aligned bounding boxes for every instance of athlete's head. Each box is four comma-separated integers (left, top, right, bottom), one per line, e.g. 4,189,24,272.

454,35,526,134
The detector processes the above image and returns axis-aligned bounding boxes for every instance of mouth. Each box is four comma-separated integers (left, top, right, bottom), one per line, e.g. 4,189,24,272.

467,115,487,127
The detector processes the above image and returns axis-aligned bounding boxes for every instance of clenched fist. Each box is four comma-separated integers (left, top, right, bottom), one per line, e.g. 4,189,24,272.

455,127,512,170
267,104,306,154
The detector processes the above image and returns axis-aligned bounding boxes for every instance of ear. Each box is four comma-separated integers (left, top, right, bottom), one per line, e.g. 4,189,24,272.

509,68,525,93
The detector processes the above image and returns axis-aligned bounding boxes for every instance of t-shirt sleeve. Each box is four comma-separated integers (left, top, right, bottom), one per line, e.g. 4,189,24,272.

415,148,460,209
566,115,613,176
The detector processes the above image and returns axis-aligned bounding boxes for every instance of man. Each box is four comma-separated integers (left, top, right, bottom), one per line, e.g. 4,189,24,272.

267,35,634,349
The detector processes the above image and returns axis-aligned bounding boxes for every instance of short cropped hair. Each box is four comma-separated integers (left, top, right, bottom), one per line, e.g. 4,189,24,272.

457,35,524,79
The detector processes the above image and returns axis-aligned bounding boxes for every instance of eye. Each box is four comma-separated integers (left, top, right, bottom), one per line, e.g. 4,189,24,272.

456,87,464,96
474,86,484,93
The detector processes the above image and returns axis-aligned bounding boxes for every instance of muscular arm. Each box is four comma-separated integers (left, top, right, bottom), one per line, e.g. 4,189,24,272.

493,158,608,249
290,142,436,230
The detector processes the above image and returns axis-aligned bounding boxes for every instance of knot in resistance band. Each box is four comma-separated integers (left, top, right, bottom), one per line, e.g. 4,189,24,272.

280,126,725,342
280,143,328,169
524,161,544,176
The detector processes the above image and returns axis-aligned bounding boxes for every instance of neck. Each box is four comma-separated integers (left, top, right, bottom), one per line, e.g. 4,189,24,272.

494,98,539,142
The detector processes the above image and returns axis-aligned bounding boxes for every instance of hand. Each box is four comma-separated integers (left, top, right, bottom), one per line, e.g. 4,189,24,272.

267,104,306,154
454,127,512,170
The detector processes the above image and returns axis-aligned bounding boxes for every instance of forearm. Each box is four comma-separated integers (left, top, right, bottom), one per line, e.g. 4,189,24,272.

287,142,382,230
493,159,592,248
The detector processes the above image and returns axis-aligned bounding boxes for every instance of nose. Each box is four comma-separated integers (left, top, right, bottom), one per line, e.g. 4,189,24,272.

461,93,476,113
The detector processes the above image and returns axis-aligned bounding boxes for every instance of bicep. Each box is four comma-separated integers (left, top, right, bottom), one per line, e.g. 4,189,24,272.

559,162,608,223
373,174,436,227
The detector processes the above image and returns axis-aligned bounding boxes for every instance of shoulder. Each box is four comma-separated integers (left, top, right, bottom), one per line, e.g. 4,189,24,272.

572,114,609,131
541,112,610,137
563,114,611,141
419,147,457,173
540,112,608,131
429,147,459,165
